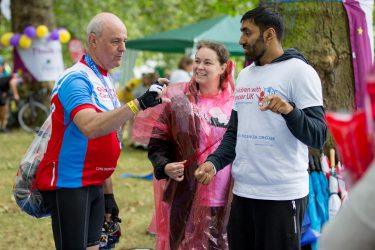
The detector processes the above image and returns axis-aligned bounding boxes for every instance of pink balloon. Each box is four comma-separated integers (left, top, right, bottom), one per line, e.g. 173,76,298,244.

24,26,36,38
10,33,21,46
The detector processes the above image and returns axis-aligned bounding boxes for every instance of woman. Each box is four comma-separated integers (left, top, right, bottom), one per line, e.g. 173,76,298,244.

146,41,235,250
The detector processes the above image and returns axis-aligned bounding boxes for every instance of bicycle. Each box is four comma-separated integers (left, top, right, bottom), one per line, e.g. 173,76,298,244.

18,88,49,133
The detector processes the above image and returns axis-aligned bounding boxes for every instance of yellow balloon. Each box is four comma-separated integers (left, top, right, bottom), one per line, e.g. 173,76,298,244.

36,25,48,38
59,30,71,43
19,35,32,49
1,32,14,47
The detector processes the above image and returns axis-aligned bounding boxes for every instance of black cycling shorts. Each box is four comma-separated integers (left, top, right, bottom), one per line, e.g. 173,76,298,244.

41,185,104,250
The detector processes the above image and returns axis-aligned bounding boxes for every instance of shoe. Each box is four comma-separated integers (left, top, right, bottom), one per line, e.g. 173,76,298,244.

0,127,8,133
133,142,148,150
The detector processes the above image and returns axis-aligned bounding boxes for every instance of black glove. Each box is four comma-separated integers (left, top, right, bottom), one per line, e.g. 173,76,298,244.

104,193,119,220
137,81,164,110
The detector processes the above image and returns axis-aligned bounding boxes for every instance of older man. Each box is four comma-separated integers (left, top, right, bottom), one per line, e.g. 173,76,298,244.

36,13,168,250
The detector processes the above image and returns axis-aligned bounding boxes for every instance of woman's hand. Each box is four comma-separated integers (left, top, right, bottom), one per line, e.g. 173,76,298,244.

164,160,187,182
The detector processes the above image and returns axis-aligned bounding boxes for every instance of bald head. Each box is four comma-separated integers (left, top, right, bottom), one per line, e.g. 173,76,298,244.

86,12,127,70
86,12,125,45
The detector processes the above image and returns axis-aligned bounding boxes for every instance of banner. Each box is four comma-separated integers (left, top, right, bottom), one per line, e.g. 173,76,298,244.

14,38,64,81
68,39,85,63
343,0,374,109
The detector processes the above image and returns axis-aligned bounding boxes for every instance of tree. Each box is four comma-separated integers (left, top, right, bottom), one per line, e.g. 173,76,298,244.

10,0,55,106
11,0,55,32
259,2,354,150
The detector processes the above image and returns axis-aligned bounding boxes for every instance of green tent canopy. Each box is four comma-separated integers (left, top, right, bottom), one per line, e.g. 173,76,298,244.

126,15,244,56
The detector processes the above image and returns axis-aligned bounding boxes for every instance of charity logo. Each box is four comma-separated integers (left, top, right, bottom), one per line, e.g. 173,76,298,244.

257,86,277,106
208,107,229,128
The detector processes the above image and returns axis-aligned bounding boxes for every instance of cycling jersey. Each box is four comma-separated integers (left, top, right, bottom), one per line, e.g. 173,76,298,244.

36,56,121,190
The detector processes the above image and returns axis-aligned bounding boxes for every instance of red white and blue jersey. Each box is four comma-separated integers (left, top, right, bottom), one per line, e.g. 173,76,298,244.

36,56,121,190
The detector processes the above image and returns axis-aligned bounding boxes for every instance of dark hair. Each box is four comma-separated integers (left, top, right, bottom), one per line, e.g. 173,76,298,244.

196,40,230,88
178,56,193,70
241,6,284,41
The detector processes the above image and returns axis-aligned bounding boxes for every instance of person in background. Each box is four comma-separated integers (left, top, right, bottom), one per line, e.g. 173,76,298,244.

319,161,375,250
0,57,21,132
131,73,157,101
121,72,157,148
147,40,235,249
169,56,193,84
195,6,326,250
35,12,168,250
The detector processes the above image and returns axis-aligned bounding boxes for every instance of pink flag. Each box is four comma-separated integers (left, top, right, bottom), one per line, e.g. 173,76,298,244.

343,0,374,109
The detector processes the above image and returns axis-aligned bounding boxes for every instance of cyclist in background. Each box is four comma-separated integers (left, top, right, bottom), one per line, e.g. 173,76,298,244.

0,56,21,132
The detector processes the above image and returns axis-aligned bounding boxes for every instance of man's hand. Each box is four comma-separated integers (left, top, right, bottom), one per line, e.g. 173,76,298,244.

137,78,170,110
104,193,119,221
194,161,216,185
258,95,293,115
164,160,186,182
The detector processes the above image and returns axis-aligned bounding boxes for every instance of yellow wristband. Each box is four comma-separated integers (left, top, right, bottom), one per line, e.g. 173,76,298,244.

127,100,140,114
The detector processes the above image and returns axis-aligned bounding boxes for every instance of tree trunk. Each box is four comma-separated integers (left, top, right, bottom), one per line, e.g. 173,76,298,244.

10,0,55,108
260,2,354,151
11,0,55,32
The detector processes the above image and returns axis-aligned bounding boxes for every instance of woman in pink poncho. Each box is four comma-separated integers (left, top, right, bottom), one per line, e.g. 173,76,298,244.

146,41,235,249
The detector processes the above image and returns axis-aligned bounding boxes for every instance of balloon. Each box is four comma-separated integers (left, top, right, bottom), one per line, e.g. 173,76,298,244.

59,29,71,43
24,26,36,38
36,25,48,38
1,32,13,46
10,33,21,47
49,30,59,40
19,35,32,49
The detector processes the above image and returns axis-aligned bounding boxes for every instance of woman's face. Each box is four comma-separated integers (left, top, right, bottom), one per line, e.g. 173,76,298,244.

193,47,226,90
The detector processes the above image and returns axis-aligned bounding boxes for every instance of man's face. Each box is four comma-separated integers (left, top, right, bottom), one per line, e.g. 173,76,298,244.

239,20,266,62
94,21,127,70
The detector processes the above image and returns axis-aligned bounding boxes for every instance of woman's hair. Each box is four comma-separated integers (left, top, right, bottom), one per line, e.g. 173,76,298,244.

196,40,230,88
178,57,193,70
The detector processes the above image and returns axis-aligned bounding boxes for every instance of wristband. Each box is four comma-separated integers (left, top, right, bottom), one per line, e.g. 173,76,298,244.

127,100,140,114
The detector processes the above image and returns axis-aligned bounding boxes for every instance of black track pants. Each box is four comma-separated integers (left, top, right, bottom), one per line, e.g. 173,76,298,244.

227,194,308,250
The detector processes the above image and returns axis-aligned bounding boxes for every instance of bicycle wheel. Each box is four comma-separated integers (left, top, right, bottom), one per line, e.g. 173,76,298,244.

18,102,49,133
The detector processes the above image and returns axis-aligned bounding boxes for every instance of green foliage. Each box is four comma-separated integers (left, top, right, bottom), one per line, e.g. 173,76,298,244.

0,0,260,73
52,0,257,70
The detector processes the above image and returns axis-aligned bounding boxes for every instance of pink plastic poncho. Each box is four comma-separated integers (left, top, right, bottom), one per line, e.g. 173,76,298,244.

133,61,235,250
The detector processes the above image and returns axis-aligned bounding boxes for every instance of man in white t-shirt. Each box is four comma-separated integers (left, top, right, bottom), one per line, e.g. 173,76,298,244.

195,6,326,250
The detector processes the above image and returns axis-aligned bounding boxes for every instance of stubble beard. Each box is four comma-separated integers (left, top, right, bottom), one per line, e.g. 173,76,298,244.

244,37,266,62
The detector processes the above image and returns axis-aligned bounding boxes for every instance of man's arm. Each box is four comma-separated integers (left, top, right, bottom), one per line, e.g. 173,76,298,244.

73,80,169,139
282,104,327,149
195,109,237,184
206,109,238,172
259,95,327,149
73,100,140,138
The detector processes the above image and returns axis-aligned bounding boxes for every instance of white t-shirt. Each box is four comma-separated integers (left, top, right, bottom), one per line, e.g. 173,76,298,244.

233,58,323,200
169,69,191,84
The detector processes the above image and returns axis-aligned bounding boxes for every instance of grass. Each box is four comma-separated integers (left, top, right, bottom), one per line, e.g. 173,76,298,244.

0,129,156,249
